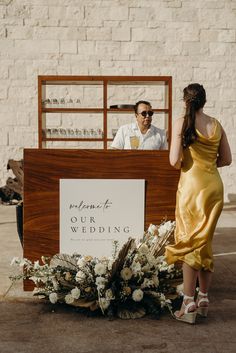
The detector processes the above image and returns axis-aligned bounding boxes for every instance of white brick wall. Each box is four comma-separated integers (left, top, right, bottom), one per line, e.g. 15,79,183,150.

0,0,235,202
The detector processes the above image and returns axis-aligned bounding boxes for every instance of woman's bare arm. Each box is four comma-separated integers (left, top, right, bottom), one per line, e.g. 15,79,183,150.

217,126,232,167
169,118,184,169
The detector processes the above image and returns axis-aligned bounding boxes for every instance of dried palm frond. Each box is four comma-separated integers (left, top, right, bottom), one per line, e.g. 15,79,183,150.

149,226,175,258
50,254,78,270
110,238,136,280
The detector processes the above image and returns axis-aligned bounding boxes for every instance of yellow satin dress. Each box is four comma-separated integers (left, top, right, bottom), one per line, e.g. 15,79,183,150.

165,118,223,272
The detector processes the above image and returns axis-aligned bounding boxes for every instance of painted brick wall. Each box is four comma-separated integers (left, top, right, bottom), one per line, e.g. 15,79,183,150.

0,0,235,202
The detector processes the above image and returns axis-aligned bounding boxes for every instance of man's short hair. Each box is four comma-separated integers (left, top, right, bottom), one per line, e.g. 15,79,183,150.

134,100,151,114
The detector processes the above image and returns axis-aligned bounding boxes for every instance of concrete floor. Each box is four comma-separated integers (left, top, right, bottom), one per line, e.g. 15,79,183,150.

0,204,236,353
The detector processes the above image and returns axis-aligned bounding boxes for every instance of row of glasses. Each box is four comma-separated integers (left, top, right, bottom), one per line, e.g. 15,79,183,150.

42,98,81,108
43,128,104,138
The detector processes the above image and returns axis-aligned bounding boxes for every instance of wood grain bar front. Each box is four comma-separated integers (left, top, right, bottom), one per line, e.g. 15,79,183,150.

23,149,179,290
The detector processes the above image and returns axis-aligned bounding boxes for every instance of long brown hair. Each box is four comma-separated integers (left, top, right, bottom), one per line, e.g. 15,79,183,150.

182,83,206,148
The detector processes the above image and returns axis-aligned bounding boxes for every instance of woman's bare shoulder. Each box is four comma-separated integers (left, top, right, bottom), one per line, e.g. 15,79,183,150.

204,114,218,124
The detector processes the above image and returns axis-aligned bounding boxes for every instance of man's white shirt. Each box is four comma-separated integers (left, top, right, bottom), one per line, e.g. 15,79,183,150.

111,123,167,150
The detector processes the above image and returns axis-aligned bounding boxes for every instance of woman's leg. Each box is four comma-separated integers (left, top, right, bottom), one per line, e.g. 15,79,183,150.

197,270,212,306
176,262,198,316
183,262,199,297
198,270,212,293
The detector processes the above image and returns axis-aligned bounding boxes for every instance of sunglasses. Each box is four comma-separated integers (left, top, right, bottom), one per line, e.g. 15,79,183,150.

139,111,154,118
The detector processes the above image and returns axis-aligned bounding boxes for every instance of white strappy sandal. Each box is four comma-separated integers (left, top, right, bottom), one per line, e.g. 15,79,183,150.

174,294,197,324
197,290,209,318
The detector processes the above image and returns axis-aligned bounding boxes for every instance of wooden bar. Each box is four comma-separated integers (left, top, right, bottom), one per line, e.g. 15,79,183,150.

27,75,175,290
24,149,179,290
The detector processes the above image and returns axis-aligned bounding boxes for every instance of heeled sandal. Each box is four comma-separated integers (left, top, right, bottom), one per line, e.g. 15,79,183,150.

174,295,197,324
196,290,209,318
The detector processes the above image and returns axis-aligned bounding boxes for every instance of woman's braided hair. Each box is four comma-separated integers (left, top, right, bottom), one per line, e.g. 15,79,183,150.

182,83,206,148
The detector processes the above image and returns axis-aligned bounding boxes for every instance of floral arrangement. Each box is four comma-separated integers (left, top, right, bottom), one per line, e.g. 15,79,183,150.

10,220,182,319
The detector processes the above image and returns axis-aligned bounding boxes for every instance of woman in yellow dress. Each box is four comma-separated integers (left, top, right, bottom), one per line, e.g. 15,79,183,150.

165,83,232,324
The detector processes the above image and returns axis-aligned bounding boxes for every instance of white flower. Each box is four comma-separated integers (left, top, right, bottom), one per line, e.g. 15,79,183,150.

99,297,110,310
19,258,31,268
146,254,157,268
49,292,58,304
33,260,41,270
158,221,174,237
141,278,154,289
40,276,47,284
138,243,149,254
105,289,114,300
95,276,107,287
71,287,81,299
94,263,107,276
65,294,74,304
130,261,141,275
132,289,144,302
160,293,167,307
148,224,158,235
107,257,114,271
176,283,184,296
77,257,86,268
120,267,132,281
75,270,86,282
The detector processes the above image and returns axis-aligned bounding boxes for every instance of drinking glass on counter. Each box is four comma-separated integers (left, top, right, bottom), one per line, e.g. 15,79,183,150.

130,136,140,149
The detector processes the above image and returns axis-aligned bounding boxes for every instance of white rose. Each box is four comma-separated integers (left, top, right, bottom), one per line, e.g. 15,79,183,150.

49,292,58,304
75,270,86,282
120,267,132,281
94,263,107,276
65,293,74,304
132,289,144,302
71,287,81,299
148,224,158,235
99,298,110,310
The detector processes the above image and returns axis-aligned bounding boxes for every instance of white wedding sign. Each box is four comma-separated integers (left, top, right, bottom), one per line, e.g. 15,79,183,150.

60,179,145,257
